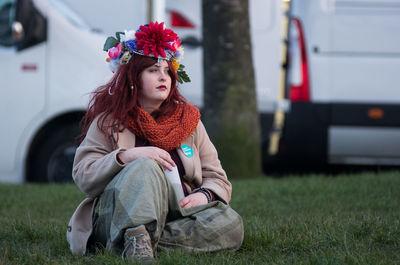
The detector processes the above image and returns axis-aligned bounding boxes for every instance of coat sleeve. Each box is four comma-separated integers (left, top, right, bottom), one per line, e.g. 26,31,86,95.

72,117,125,198
196,121,232,204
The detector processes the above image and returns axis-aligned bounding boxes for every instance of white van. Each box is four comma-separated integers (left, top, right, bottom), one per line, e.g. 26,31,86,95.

271,0,400,169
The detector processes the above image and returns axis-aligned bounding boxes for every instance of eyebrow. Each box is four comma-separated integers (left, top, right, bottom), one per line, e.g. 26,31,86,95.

152,63,169,69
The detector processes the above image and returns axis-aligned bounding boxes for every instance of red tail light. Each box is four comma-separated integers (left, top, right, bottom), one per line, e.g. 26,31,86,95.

170,11,195,28
289,18,310,102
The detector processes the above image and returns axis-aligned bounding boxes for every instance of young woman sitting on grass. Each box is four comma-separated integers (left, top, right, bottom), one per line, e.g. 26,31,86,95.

66,21,244,263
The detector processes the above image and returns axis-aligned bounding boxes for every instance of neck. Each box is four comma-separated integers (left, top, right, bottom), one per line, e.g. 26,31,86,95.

141,102,162,114
142,106,157,114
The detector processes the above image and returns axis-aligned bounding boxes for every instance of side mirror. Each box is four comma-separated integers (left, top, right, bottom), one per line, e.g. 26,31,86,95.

12,21,24,41
181,36,202,48
12,0,47,51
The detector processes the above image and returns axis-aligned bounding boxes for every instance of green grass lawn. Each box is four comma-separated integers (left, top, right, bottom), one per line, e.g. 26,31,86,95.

0,171,399,264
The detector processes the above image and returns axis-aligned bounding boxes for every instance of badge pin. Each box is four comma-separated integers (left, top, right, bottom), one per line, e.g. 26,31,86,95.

181,145,193,157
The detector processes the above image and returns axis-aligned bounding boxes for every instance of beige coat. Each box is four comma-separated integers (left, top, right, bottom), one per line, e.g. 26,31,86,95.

66,117,231,255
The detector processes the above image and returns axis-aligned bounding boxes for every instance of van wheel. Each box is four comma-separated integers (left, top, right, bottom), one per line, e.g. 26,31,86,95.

29,123,80,183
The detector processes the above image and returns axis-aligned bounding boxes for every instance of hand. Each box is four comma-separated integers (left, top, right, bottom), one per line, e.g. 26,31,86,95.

179,192,208,209
117,146,176,171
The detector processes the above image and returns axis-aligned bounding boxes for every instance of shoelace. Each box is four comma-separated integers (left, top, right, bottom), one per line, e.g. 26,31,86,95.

122,233,149,258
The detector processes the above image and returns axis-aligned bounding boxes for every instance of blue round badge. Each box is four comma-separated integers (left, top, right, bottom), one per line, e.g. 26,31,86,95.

181,145,193,157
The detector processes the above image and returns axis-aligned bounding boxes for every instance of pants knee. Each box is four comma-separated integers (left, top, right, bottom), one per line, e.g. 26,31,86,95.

125,158,160,171
115,158,165,190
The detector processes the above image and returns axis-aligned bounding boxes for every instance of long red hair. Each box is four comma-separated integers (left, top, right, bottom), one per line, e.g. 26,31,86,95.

80,54,186,140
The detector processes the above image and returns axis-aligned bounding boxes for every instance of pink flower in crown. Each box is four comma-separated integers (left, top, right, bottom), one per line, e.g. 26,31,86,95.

108,43,122,59
135,21,179,58
170,40,181,50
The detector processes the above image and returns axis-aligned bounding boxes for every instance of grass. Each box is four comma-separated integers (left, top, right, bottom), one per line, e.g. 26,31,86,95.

0,170,399,264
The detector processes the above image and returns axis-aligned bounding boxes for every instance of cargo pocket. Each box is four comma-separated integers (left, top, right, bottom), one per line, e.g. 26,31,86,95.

158,202,244,252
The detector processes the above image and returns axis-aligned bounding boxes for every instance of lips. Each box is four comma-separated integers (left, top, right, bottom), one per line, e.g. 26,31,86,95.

157,85,167,90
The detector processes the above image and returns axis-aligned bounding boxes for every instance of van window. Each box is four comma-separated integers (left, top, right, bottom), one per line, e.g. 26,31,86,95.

0,0,17,46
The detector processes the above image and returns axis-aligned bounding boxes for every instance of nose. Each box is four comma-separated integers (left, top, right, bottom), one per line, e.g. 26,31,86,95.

159,71,168,81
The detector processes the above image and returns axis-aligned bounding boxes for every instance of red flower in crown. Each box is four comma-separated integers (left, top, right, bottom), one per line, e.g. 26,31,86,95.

135,21,179,58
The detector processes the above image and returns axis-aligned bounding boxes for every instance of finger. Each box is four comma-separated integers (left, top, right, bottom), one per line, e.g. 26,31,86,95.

183,202,192,209
179,197,189,207
152,152,171,170
160,159,173,171
161,152,176,168
157,153,175,170
168,158,176,167
157,149,174,162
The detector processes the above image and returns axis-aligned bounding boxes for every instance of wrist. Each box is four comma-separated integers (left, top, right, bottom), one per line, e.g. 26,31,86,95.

197,188,212,203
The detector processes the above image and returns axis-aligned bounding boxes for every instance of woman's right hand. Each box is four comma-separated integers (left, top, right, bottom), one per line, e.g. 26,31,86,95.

117,147,176,171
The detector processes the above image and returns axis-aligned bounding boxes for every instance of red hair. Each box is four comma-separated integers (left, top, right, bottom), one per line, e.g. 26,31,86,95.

80,54,186,140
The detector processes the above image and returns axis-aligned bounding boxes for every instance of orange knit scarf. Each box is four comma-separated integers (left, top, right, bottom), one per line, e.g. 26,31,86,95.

126,102,200,151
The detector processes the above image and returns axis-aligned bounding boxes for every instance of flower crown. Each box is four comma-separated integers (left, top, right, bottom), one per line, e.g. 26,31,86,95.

103,21,190,83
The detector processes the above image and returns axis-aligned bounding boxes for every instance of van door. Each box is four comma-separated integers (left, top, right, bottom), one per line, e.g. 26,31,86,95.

0,0,47,182
314,0,400,102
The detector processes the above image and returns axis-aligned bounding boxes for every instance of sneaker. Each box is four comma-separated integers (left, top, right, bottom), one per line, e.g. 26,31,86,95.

122,225,154,263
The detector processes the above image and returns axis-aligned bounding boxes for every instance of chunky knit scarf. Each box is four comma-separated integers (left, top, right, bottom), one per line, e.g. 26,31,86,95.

126,102,200,151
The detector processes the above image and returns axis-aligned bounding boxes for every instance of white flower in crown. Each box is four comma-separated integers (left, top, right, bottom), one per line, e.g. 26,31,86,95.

175,46,184,62
109,58,120,73
120,30,136,42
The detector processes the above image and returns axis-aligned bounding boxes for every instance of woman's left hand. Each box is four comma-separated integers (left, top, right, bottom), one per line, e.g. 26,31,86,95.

179,192,208,209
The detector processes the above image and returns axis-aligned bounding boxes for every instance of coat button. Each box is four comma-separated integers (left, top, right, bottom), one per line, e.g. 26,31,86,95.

67,226,72,232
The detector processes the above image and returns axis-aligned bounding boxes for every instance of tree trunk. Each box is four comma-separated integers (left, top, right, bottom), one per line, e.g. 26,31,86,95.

202,0,261,178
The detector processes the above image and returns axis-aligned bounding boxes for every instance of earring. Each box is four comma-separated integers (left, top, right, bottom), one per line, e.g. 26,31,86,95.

130,85,135,95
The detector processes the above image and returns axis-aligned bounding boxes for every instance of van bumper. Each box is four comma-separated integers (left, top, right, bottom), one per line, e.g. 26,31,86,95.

263,102,400,169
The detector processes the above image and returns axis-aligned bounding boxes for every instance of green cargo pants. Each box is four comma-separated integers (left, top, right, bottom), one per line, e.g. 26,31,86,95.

89,158,244,253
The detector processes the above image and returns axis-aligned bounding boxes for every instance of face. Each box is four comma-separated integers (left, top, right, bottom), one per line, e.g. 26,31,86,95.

139,60,172,111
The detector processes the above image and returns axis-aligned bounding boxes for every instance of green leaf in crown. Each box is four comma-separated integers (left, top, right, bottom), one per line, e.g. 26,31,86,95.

115,31,124,42
103,37,119,51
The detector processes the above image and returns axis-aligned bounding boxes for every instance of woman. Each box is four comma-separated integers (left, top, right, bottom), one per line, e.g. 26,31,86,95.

66,22,244,263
